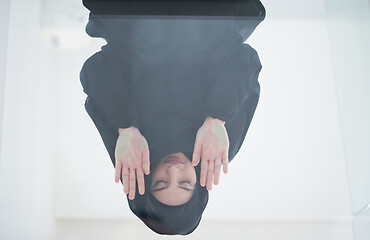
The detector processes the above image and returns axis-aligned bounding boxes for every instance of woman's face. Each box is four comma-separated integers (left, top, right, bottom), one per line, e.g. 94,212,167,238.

150,152,197,206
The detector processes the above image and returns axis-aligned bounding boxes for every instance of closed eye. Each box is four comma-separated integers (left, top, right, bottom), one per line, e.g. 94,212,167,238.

178,180,194,191
152,180,194,192
154,180,167,186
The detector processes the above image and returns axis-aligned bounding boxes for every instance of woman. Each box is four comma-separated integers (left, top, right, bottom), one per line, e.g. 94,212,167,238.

80,0,265,235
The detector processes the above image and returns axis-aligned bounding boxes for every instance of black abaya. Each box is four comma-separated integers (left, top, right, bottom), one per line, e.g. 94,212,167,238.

80,0,265,235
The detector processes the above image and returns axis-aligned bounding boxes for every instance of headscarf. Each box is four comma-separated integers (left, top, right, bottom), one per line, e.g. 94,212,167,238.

127,150,208,235
126,114,209,235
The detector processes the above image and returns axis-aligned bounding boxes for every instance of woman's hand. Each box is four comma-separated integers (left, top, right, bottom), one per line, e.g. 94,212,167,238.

192,116,229,190
114,126,150,200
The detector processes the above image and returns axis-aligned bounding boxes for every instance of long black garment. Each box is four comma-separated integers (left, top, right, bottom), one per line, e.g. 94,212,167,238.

80,0,265,165
80,0,265,235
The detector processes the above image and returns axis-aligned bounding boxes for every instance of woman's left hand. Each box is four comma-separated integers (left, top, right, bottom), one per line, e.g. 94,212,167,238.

192,116,229,190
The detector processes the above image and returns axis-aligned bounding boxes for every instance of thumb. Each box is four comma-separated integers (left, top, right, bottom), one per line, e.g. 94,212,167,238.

142,149,150,175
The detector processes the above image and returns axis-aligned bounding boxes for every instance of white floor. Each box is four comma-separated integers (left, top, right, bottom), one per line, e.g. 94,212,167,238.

56,219,354,240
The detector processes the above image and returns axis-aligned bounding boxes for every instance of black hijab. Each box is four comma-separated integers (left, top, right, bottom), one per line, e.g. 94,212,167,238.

126,115,209,235
128,150,208,235
84,95,209,235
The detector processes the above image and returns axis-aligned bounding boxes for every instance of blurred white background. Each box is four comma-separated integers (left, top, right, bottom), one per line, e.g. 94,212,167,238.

0,0,369,239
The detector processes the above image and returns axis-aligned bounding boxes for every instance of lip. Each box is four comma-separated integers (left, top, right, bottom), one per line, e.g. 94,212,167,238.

164,156,184,165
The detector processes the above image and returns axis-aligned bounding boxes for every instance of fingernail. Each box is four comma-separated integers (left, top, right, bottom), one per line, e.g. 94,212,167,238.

129,189,134,197
138,185,143,194
192,153,198,162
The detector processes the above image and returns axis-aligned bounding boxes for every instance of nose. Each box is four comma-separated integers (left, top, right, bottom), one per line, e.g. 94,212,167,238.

166,165,181,181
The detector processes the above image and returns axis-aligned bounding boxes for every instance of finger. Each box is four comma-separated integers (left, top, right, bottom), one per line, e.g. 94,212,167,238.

206,159,214,190
122,166,129,194
115,161,122,183
222,150,229,174
214,157,222,185
128,168,136,200
142,150,150,175
192,142,202,167
200,157,208,187
136,168,145,195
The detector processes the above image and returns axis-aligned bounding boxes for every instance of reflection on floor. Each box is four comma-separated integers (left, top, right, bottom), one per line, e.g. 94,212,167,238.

56,219,353,240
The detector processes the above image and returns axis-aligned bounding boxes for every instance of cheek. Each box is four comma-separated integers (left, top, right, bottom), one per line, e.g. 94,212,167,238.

184,167,197,183
192,171,197,183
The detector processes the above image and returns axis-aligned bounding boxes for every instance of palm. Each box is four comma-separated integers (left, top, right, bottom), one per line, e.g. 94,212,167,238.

192,117,229,190
115,132,146,167
114,127,150,200
197,123,228,157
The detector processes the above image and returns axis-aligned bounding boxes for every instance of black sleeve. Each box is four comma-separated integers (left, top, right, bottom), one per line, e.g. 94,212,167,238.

227,77,260,162
80,49,140,133
202,43,262,125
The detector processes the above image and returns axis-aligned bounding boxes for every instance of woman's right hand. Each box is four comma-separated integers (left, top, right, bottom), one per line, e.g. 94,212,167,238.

114,126,150,200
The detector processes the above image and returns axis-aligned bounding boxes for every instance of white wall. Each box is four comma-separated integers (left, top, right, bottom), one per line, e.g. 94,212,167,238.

324,1,370,239
1,0,362,239
324,0,370,216
207,17,352,220
51,2,352,221
0,0,10,158
0,0,55,239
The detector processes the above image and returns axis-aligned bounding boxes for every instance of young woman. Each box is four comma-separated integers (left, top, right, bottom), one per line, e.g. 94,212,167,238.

80,0,266,235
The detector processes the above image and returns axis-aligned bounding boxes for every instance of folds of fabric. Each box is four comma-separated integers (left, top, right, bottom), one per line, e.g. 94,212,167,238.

79,0,266,163
202,42,262,125
80,48,141,132
82,3,264,129
79,1,265,234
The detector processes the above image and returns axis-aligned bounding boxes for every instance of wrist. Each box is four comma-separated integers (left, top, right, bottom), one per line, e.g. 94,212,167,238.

214,118,226,126
118,126,138,135
205,116,226,126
